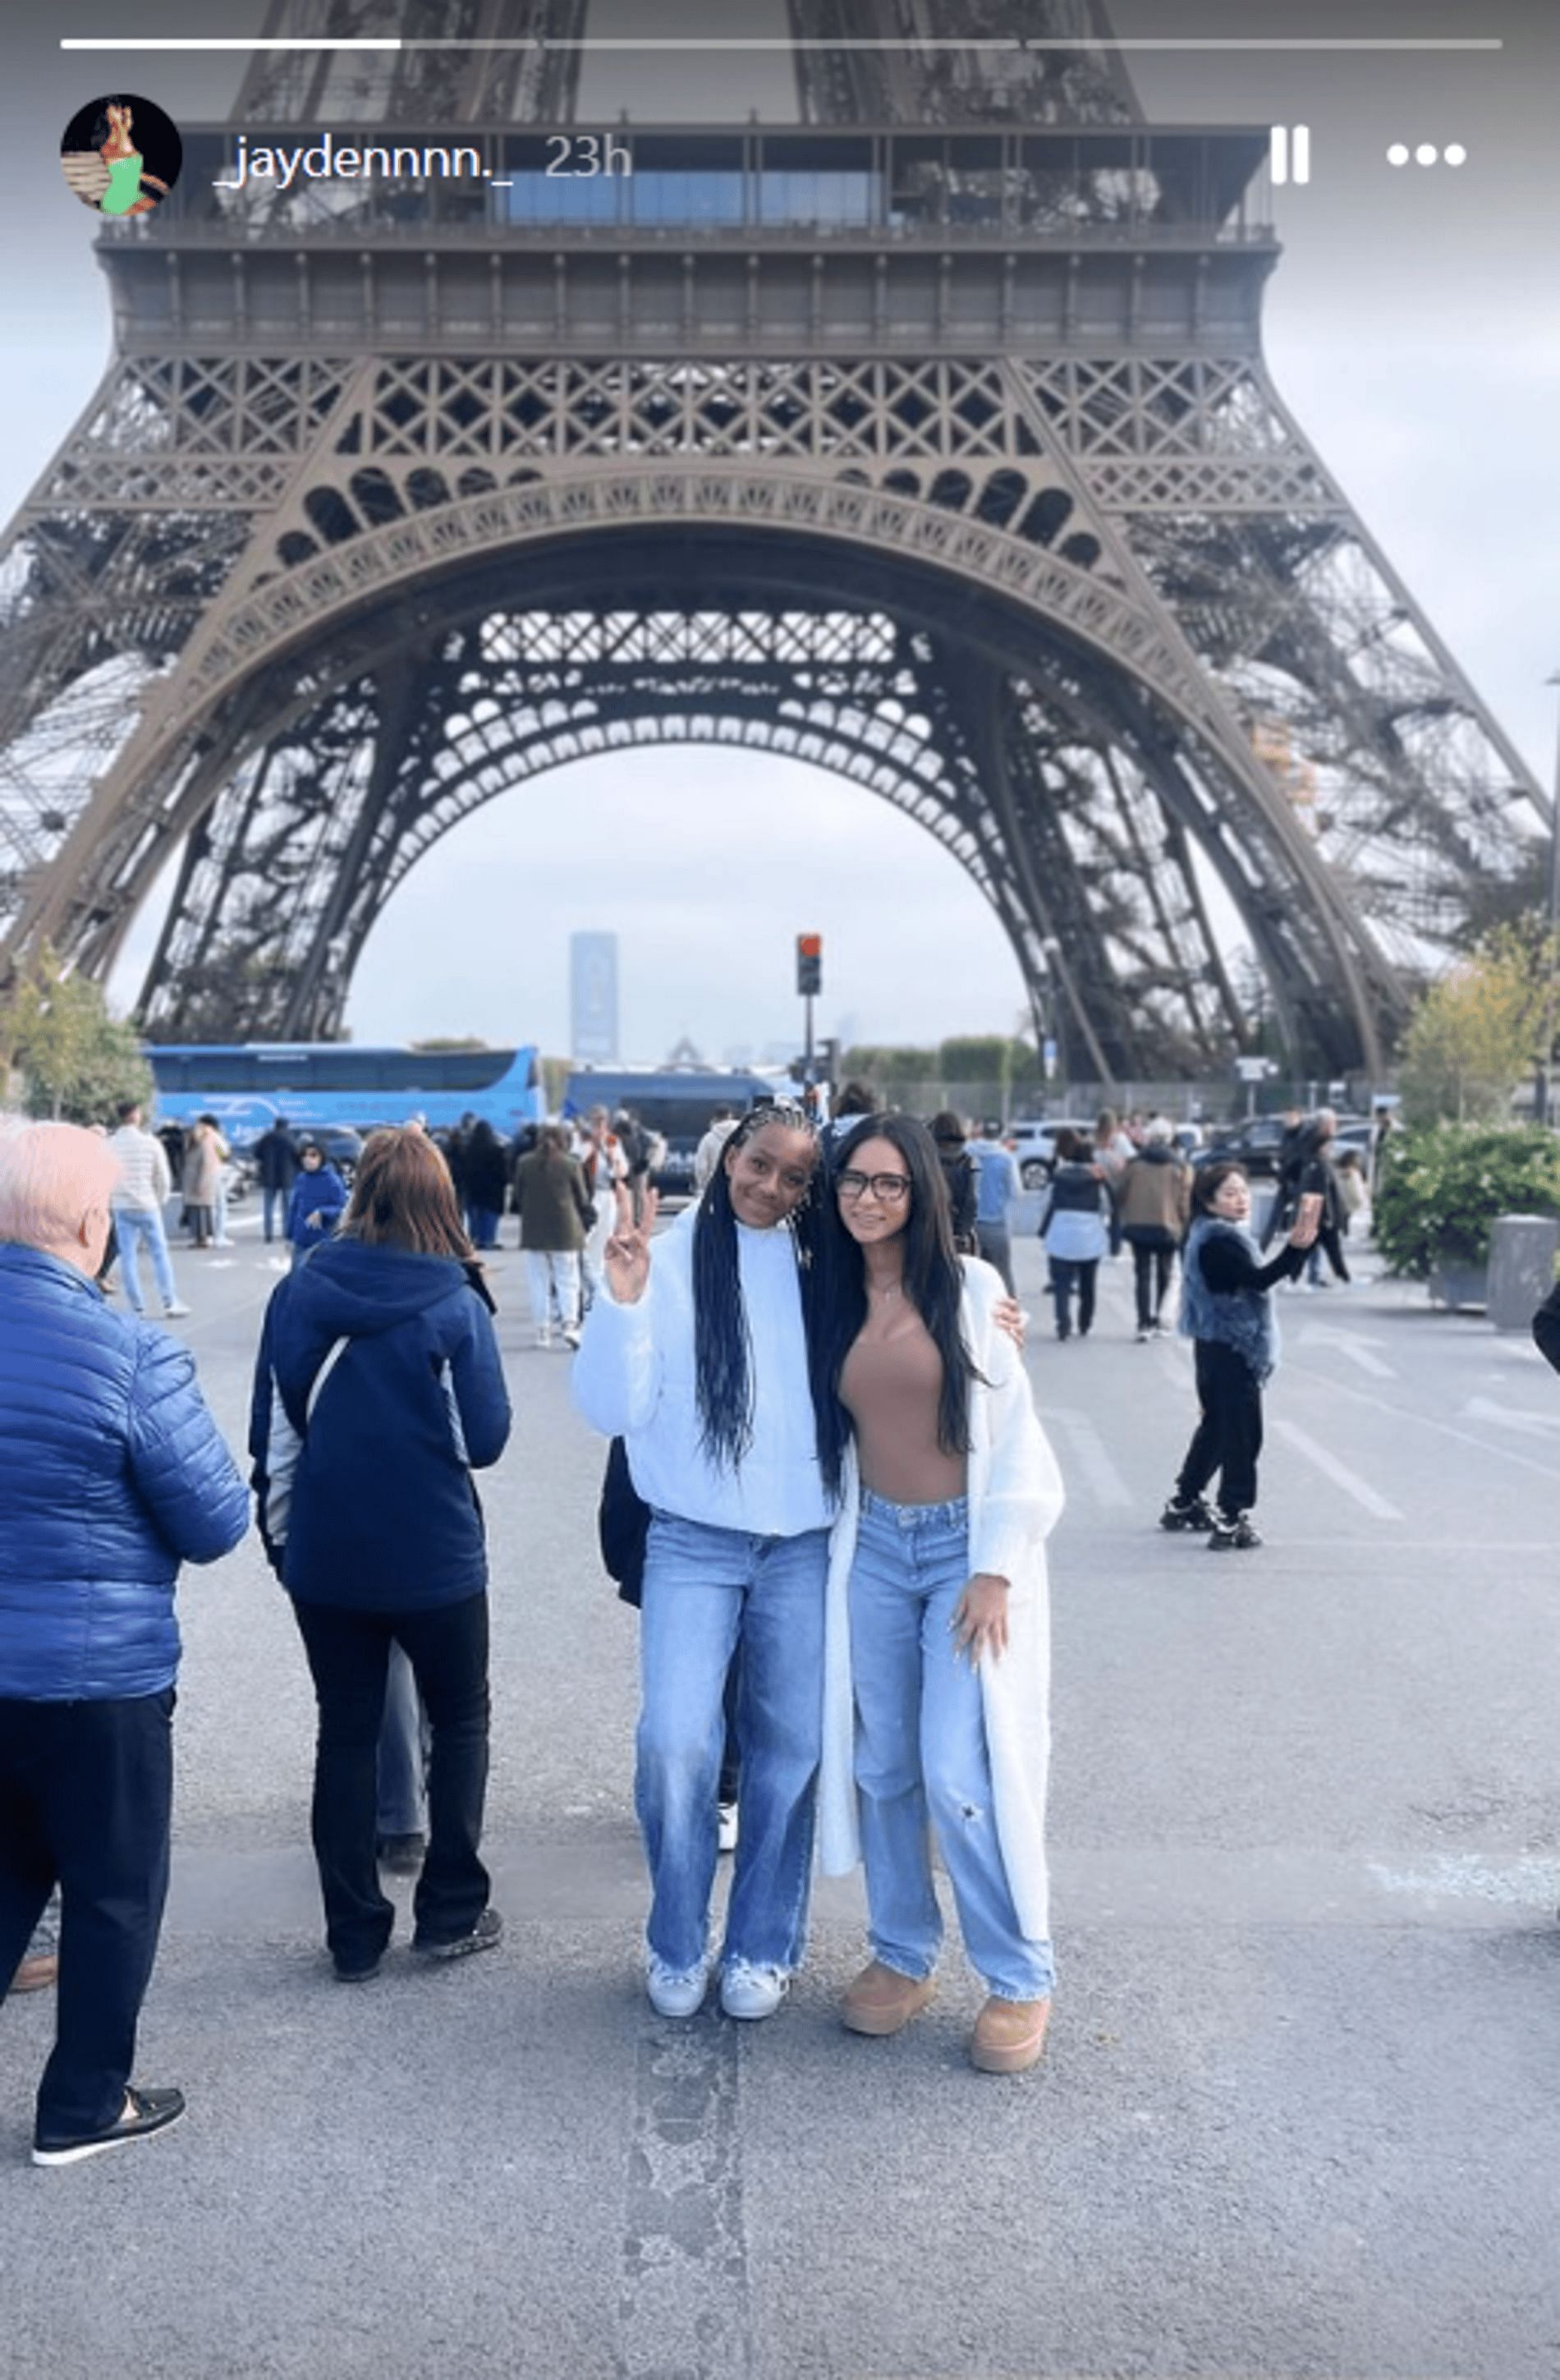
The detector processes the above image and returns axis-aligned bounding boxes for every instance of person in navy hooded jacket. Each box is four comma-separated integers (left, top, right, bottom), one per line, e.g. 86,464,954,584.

0,1119,248,2166
285,1139,348,1266
249,1125,512,1980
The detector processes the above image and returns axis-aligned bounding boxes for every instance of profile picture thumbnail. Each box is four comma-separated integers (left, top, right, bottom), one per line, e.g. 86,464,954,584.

60,95,182,220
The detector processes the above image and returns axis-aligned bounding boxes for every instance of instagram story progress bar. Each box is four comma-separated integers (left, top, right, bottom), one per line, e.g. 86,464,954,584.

60,34,1506,52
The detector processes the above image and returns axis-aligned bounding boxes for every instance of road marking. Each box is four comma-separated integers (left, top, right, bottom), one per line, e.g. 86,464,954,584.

1282,1362,1560,1486
620,2019,750,2379
1368,1852,1560,1907
1046,1407,1134,1509
1270,1418,1404,1519
1296,1323,1397,1379
1460,1394,1560,1437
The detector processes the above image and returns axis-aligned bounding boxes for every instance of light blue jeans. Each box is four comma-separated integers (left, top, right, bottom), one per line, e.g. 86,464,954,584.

849,1490,1055,2002
112,1206,179,1314
637,1512,828,1974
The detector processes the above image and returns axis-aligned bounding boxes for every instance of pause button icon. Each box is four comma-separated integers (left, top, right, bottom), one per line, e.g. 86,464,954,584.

1269,125,1311,186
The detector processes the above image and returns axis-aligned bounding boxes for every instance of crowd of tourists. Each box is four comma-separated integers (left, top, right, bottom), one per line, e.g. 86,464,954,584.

0,1083,1364,2166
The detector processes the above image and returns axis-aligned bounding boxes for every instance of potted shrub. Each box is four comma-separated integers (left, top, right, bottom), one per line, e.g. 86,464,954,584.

1374,1123,1560,1305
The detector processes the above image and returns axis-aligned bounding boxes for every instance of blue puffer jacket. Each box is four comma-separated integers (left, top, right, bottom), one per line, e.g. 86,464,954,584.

249,1237,512,1610
0,1244,250,1700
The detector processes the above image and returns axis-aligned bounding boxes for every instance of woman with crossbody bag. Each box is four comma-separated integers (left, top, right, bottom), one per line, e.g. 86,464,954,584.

249,1127,511,1981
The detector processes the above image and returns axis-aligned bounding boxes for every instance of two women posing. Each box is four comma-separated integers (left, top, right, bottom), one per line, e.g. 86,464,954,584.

573,1103,1064,2072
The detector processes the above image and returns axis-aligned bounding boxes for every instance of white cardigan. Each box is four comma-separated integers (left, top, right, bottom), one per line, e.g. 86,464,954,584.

817,1258,1067,1942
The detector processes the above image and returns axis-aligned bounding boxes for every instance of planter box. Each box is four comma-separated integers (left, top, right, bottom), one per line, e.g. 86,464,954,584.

1428,1261,1488,1310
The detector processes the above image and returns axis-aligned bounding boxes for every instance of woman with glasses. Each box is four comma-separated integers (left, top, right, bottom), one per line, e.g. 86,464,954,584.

815,1114,1065,2074
571,1100,837,2024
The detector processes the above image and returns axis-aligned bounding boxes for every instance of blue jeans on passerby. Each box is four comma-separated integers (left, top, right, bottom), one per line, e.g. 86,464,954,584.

849,1491,1054,2002
636,1513,828,1975
112,1206,179,1314
263,1183,289,1242
466,1205,502,1251
376,1643,428,1839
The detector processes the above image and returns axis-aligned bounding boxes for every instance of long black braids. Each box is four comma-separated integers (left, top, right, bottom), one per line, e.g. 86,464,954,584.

691,1099,829,1473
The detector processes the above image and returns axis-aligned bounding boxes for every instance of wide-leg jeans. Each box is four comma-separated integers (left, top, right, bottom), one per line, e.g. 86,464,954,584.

0,1690,174,2143
636,1513,828,1975
849,1491,1054,2002
291,1592,490,1968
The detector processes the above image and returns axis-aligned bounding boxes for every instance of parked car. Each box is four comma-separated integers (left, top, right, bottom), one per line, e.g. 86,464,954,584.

1191,1116,1290,1176
1004,1119,1097,1190
296,1124,364,1182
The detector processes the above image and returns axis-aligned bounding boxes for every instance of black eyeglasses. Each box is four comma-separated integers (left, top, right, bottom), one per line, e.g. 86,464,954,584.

836,1169,912,1205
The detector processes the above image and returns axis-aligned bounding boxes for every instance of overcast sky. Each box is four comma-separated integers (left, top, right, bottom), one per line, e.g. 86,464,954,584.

2,0,1556,1063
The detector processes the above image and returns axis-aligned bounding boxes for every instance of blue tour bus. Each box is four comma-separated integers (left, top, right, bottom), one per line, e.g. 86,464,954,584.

143,1042,545,1146
562,1066,796,1193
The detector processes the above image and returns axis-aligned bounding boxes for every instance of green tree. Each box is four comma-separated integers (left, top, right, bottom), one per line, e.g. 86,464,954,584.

0,945,151,1123
1397,926,1557,1124
938,1036,1041,1095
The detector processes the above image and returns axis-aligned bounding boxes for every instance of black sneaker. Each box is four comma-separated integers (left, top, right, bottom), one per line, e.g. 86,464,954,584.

411,1906,503,1962
1208,1512,1263,1551
1159,1494,1215,1533
33,2086,186,2168
333,1950,384,1983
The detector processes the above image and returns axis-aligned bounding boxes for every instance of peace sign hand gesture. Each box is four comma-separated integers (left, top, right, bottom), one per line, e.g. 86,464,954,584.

603,1182,659,1305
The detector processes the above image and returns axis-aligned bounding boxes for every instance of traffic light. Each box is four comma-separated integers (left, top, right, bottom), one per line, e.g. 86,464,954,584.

796,933,823,996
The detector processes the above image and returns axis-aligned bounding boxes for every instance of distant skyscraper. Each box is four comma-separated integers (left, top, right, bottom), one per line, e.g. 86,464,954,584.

571,932,619,1062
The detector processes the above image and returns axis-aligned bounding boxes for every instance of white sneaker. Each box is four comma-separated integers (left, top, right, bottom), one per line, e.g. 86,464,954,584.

535,1328,553,1349
717,1801,739,1855
163,1300,191,1318
645,1956,709,2019
720,1960,788,2021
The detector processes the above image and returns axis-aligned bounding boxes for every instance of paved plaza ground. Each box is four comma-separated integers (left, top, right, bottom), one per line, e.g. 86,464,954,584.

5,1199,1560,2379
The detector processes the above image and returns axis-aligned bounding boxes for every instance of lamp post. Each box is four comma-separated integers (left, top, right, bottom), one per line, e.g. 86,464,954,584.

1540,673,1560,1128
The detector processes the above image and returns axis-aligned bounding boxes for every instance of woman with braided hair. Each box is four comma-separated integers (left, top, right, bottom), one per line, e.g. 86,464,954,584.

572,1100,838,2023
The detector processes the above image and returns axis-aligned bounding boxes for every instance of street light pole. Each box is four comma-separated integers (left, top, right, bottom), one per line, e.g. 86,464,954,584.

1541,673,1560,1127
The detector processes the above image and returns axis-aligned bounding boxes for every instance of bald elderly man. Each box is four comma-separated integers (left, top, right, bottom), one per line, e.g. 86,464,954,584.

0,1119,247,2166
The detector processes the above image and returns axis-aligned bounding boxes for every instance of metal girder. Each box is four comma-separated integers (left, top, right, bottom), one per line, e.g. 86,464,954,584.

0,0,1545,1082
233,0,585,126
787,0,1140,128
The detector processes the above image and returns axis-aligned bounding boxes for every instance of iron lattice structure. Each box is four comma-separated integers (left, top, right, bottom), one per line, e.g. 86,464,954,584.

0,0,1544,1073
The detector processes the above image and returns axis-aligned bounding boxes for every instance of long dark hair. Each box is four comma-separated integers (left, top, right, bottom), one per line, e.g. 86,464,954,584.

1190,1159,1248,1219
815,1112,980,1497
691,1100,829,1472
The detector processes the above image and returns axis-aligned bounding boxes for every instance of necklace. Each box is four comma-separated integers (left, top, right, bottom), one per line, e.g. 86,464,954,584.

869,1279,903,1302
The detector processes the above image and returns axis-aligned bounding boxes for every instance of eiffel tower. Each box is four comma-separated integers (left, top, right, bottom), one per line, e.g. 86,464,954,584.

0,0,1544,1078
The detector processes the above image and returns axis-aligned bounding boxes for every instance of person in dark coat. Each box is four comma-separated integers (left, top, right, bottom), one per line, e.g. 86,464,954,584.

1160,1160,1319,1551
1037,1128,1111,1340
1259,1108,1308,1249
1117,1118,1192,1339
0,1120,248,2166
253,1117,301,1243
1296,1110,1351,1286
285,1142,349,1267
929,1110,980,1256
514,1123,594,1347
249,1126,512,1981
461,1118,509,1251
